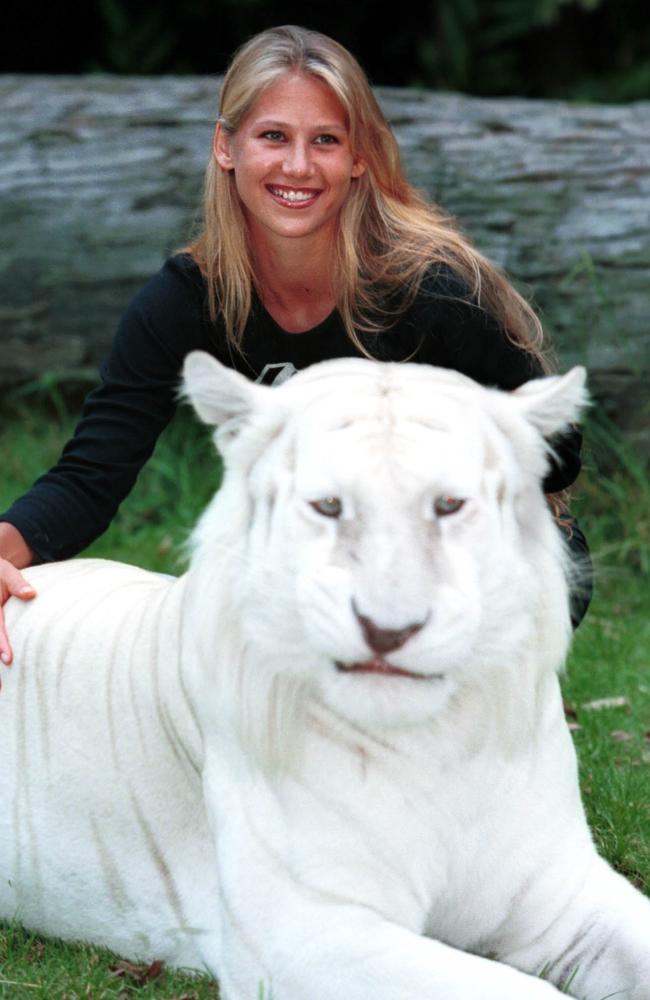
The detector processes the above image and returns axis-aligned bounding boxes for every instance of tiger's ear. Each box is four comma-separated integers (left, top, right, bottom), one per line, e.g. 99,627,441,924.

182,351,272,438
509,366,589,438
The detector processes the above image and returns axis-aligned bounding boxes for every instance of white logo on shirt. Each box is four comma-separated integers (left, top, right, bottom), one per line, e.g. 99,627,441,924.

256,362,298,386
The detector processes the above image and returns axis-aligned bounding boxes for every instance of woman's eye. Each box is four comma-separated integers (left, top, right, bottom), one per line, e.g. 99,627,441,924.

309,497,343,519
434,496,465,517
314,134,339,145
260,130,285,141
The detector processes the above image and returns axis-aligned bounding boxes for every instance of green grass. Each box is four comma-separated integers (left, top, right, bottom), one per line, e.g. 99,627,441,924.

562,419,650,892
0,921,219,999
0,392,649,996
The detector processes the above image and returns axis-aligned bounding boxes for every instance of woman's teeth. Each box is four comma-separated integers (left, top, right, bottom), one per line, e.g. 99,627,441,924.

269,186,317,203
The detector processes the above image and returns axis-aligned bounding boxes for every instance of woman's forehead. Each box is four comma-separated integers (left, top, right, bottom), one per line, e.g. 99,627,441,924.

240,72,350,130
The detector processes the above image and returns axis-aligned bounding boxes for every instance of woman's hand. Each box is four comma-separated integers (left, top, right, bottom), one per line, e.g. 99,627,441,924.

0,524,36,670
0,558,36,666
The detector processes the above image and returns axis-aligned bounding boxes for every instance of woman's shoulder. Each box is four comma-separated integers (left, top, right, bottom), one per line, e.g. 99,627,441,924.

404,259,491,345
106,253,220,381
133,252,207,314
406,260,495,333
414,259,479,304
406,260,543,387
131,252,218,337
163,251,207,284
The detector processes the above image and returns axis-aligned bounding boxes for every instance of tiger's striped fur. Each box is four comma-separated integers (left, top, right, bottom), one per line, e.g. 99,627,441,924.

1,355,648,999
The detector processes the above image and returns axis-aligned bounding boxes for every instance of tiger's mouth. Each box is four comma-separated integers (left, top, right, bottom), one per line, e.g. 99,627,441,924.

335,657,442,681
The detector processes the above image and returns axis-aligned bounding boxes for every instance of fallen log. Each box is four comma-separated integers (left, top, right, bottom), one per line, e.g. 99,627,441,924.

1,75,648,449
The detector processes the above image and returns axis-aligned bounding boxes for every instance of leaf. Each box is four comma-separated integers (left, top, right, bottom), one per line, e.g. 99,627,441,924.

580,696,630,711
108,958,165,985
609,730,634,742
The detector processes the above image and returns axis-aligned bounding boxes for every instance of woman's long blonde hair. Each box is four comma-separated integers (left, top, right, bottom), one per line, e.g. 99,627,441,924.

186,25,547,368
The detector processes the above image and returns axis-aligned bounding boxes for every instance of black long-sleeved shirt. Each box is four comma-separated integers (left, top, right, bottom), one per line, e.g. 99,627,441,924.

1,253,582,565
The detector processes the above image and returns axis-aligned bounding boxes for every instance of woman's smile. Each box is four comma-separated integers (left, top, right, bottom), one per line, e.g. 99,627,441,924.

266,184,323,207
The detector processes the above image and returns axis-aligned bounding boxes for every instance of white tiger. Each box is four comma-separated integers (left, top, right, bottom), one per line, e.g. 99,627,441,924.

1,353,648,1000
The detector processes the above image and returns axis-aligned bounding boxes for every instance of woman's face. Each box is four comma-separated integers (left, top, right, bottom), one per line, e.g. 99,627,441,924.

214,72,366,253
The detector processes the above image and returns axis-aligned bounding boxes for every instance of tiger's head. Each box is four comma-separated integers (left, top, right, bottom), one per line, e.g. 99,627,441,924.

183,353,587,731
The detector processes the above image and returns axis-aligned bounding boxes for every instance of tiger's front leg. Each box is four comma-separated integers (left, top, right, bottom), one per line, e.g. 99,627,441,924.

502,856,650,999
203,764,563,1000
213,888,566,1000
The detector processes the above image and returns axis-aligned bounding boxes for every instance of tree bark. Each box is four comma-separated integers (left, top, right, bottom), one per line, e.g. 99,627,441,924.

2,75,648,447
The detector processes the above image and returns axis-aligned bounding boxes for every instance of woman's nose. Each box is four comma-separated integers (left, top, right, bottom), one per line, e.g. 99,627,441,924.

282,140,313,177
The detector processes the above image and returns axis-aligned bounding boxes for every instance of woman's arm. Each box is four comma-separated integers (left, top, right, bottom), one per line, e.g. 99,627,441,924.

0,256,212,563
0,522,33,569
0,255,215,666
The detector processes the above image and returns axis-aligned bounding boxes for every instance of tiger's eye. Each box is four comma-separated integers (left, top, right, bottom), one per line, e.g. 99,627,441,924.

434,496,465,517
309,496,343,518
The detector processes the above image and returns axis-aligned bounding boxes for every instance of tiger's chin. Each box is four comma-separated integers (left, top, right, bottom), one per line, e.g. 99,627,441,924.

322,660,453,728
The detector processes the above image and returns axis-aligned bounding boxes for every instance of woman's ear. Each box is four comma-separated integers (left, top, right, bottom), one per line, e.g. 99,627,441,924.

351,156,366,179
213,122,234,170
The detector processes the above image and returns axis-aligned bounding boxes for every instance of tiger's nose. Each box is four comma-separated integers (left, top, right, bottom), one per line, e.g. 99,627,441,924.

351,599,429,654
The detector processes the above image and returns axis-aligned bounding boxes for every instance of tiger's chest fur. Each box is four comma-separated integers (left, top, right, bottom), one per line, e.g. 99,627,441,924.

202,666,591,966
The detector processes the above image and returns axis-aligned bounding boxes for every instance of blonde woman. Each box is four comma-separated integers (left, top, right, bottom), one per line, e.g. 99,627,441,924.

0,25,590,663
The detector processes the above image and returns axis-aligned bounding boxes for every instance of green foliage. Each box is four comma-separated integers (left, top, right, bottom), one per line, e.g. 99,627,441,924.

408,0,650,98
92,0,176,74
12,0,649,102
1,392,220,574
82,406,221,573
576,414,650,577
